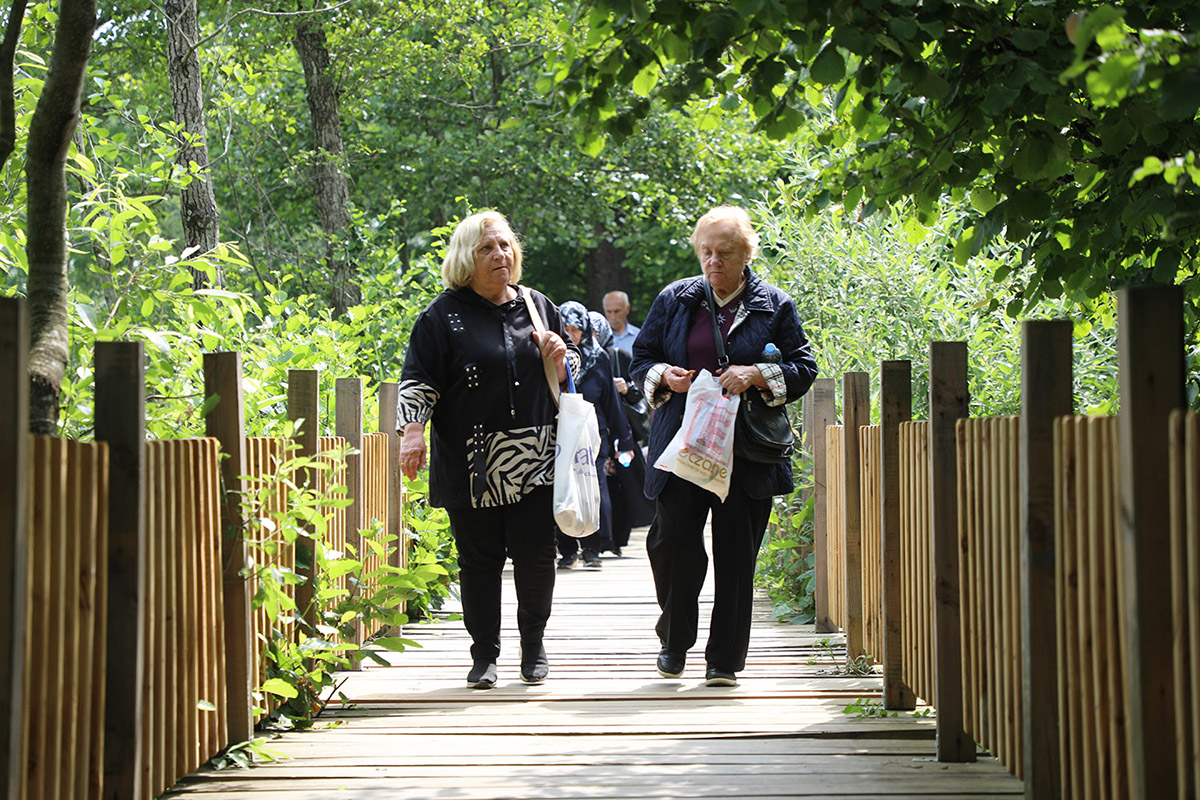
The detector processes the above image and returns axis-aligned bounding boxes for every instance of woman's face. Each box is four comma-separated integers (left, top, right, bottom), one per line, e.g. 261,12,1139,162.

470,223,515,296
695,218,749,299
564,325,583,346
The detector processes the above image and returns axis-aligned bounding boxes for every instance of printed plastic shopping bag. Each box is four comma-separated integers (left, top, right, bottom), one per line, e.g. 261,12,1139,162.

653,369,739,501
553,368,602,537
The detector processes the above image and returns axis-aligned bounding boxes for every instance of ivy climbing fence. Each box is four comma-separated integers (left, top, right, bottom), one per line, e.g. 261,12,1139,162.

808,286,1196,800
0,298,407,800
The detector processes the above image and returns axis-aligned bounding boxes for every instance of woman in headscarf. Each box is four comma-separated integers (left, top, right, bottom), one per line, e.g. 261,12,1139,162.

556,302,636,568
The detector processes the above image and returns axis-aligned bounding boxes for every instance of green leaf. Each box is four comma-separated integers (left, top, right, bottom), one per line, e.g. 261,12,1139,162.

261,678,298,699
372,637,420,652
809,43,845,86
1011,29,1049,52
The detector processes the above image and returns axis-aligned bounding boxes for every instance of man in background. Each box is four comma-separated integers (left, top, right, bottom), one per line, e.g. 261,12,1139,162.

603,290,640,354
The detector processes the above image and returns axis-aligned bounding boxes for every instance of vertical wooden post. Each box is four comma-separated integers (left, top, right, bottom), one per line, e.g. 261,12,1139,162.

335,377,363,661
0,298,28,800
202,352,253,744
881,360,916,709
96,341,146,799
930,341,974,762
378,383,405,572
1117,286,1183,800
843,372,869,662
288,369,319,629
1021,321,1072,799
811,378,837,633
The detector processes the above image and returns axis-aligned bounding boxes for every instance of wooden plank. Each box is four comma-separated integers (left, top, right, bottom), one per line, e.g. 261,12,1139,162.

880,361,915,710
26,436,50,800
379,383,405,574
1186,414,1200,799
928,341,973,762
203,352,254,744
0,297,28,800
843,372,869,662
89,444,110,800
811,379,837,633
287,369,320,628
95,341,146,800
1020,320,1070,799
336,377,364,659
1116,286,1184,800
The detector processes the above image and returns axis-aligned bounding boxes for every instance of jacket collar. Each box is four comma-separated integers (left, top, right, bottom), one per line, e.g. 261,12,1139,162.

675,268,772,312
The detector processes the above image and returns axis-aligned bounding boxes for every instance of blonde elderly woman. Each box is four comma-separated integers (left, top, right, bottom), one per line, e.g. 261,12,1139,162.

631,206,817,687
397,210,577,689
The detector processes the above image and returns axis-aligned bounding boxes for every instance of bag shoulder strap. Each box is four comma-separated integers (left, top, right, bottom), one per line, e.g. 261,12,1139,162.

520,285,562,407
702,280,730,370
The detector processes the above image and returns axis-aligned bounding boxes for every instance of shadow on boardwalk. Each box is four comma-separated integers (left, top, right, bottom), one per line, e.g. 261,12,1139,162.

166,527,1022,799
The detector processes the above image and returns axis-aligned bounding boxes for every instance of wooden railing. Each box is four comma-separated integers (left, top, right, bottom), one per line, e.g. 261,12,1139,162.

1,296,407,800
809,287,1197,800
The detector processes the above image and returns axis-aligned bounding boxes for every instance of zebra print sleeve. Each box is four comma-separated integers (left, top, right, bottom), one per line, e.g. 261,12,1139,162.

396,380,439,428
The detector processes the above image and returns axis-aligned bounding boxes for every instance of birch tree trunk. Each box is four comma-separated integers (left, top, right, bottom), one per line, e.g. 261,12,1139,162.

293,18,358,317
165,0,222,288
26,0,96,435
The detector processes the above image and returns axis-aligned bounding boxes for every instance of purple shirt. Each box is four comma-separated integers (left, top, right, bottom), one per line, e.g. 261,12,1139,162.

685,286,745,374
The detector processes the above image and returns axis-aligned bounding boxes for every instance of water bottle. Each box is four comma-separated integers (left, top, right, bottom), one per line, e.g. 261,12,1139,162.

617,451,633,468
762,343,781,363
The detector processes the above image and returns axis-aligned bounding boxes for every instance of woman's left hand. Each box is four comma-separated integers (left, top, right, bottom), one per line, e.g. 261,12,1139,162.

717,364,765,395
534,330,569,382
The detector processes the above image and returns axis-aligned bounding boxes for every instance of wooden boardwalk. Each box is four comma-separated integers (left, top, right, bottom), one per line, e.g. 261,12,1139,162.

166,528,1024,798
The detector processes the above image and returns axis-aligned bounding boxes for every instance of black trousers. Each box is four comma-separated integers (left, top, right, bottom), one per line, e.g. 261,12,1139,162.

445,485,557,661
648,475,771,673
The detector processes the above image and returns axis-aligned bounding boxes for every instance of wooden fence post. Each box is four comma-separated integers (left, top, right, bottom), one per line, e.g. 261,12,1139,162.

930,341,974,762
288,369,319,629
1020,321,1072,799
379,383,405,572
811,378,837,633
1117,285,1184,800
843,372,869,662
96,341,146,799
335,377,363,662
0,298,28,800
202,352,254,744
881,360,916,710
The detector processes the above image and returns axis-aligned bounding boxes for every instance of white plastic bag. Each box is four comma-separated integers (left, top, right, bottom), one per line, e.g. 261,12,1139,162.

553,371,602,537
653,369,739,501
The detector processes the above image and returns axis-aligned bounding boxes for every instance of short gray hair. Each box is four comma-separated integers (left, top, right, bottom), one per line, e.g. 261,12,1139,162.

690,205,760,264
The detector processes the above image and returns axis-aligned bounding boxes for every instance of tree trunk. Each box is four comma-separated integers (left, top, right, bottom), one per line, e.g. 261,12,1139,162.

165,0,222,289
26,0,96,435
293,19,357,317
584,223,628,311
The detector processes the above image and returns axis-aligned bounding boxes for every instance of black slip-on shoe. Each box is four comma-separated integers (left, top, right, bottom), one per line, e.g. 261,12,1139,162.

704,667,738,687
520,642,549,684
656,648,686,678
466,659,497,689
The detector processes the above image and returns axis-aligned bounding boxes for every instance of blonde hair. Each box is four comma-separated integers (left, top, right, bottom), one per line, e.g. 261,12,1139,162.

690,205,760,264
441,210,524,290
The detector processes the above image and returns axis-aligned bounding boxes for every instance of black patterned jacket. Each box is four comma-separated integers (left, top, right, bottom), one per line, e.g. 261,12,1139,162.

397,286,579,509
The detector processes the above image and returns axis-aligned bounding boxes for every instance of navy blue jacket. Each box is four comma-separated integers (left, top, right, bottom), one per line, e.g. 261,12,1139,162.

630,270,818,500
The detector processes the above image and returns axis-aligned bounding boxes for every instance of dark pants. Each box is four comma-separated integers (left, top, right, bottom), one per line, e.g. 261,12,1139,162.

648,475,771,673
445,485,557,661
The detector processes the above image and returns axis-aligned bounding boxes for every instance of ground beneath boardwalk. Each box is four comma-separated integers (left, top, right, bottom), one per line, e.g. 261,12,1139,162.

166,527,1023,799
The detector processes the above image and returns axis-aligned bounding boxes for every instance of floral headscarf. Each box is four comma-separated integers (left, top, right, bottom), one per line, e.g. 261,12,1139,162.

589,310,614,351
559,301,604,379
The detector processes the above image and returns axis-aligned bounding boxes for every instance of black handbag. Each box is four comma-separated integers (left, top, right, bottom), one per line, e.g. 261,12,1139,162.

703,281,795,464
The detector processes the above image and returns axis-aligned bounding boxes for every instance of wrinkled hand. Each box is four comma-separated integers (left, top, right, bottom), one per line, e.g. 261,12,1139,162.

663,365,696,393
717,365,765,395
399,422,427,481
533,330,569,383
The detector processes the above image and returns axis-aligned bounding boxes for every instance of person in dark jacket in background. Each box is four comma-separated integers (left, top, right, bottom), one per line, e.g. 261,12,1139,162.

631,205,818,687
555,302,636,569
397,210,578,689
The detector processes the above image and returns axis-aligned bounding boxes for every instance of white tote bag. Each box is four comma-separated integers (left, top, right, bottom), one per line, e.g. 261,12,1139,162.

553,366,602,537
654,369,739,501
519,286,601,537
